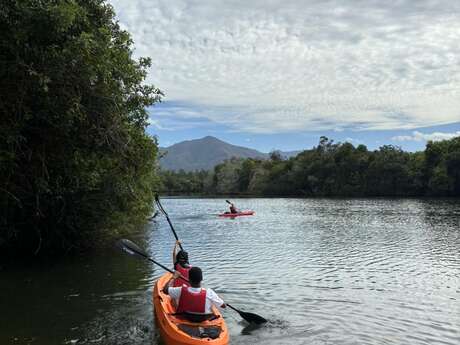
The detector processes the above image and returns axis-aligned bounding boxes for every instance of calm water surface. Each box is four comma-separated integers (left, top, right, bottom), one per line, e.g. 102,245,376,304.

1,198,459,345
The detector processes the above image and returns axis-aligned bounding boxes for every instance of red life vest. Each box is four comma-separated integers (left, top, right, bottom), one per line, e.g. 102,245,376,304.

173,263,191,287
176,287,207,314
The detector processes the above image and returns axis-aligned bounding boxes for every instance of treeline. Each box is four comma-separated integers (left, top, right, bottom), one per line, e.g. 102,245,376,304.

159,136,460,197
1,0,162,256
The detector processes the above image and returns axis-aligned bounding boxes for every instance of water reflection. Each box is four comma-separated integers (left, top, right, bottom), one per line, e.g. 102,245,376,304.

2,198,460,345
240,322,264,335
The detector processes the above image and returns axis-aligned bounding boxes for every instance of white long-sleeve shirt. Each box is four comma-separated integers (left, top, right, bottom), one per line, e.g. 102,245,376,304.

167,286,224,314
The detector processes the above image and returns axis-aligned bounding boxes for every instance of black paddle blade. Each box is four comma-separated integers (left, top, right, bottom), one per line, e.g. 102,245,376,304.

227,303,267,324
241,322,264,335
116,239,149,259
238,311,267,325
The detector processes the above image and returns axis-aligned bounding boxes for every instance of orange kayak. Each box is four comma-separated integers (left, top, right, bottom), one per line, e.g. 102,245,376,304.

153,273,230,345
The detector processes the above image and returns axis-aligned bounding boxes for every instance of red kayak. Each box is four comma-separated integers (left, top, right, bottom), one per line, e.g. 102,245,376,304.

218,210,255,217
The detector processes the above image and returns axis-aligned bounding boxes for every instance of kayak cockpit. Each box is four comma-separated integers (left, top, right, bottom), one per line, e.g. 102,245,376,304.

172,312,220,323
177,324,223,339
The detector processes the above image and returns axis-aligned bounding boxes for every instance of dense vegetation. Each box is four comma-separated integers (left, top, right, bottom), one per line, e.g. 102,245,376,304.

0,0,162,256
159,136,460,197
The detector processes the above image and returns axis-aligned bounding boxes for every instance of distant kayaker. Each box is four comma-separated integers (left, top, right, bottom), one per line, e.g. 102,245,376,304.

163,266,226,316
172,240,191,287
229,202,238,214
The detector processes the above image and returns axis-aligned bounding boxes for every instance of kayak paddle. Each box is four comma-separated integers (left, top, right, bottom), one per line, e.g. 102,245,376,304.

155,194,183,251
117,239,174,274
117,239,267,324
225,199,239,213
225,303,267,325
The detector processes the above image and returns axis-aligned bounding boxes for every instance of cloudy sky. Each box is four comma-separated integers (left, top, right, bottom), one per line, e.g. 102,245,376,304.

109,0,460,151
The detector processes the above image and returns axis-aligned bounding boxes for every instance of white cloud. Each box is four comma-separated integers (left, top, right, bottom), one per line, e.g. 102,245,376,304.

147,118,168,130
345,137,363,144
109,0,460,133
392,130,460,142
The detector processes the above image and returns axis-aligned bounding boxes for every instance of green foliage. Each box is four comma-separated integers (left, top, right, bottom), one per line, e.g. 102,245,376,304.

212,158,244,194
0,0,162,256
425,137,460,195
366,145,411,196
159,169,209,195
159,136,460,198
238,159,257,192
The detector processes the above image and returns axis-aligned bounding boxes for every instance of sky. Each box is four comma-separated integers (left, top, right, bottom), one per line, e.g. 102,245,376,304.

109,0,460,152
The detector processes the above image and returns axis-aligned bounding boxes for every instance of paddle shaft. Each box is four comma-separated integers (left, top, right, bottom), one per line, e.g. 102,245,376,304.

226,303,241,313
164,213,183,250
155,195,183,251
146,255,174,274
121,240,190,284
125,247,174,273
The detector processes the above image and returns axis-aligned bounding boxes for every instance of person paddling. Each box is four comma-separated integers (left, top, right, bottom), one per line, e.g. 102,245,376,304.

229,202,238,214
172,240,191,287
163,266,226,317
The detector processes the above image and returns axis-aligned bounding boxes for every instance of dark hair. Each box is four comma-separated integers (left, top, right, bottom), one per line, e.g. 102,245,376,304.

176,250,189,265
189,266,203,284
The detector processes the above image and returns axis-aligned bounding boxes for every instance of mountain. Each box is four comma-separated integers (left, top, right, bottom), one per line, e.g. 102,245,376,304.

159,136,268,171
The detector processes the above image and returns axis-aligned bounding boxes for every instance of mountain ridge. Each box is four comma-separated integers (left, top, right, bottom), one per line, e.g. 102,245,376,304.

159,136,300,171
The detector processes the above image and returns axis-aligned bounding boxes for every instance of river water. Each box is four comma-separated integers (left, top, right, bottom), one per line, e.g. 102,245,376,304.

1,198,459,345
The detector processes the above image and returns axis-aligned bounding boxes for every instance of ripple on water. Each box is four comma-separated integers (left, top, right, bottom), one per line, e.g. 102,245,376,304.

4,198,459,345
156,198,460,345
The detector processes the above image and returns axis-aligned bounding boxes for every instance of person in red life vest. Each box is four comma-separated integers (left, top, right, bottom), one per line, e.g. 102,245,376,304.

172,240,191,287
229,202,238,214
163,266,226,316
